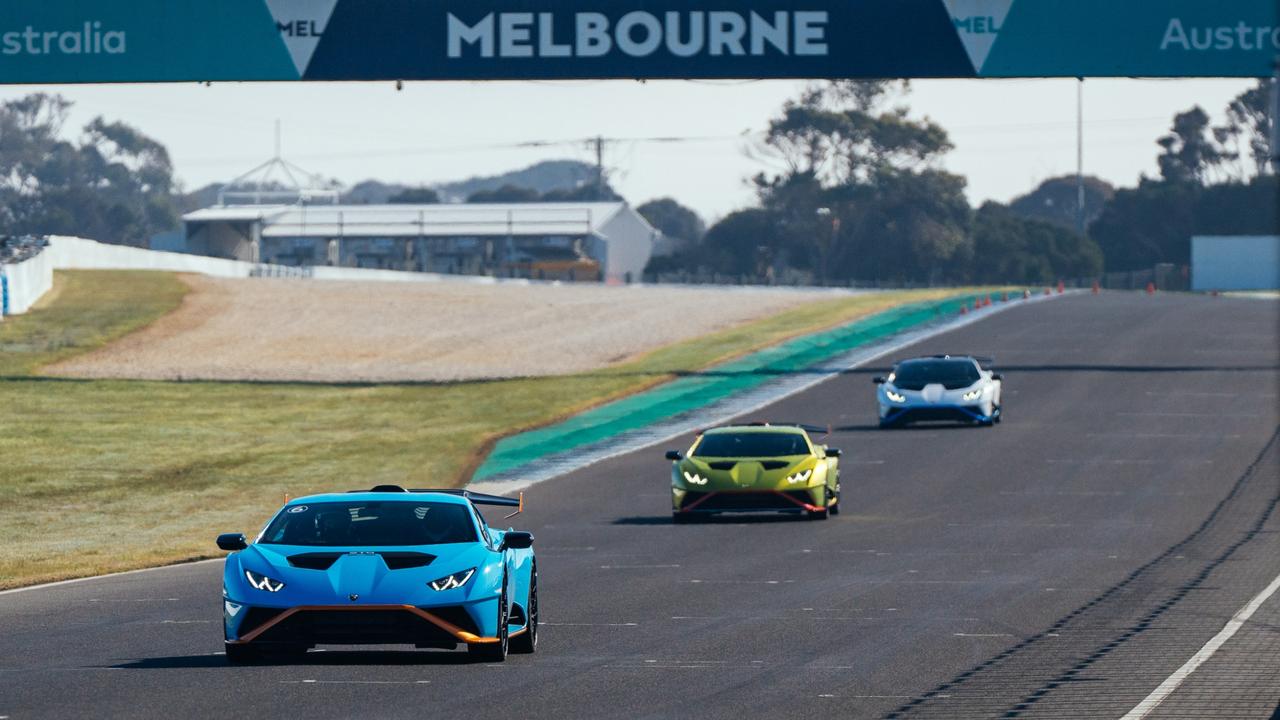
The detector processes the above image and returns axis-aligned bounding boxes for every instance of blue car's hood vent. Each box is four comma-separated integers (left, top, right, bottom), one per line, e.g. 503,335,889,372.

286,551,436,571
288,552,343,570
379,552,435,570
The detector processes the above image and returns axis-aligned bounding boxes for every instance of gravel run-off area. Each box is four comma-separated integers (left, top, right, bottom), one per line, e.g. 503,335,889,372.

46,275,856,383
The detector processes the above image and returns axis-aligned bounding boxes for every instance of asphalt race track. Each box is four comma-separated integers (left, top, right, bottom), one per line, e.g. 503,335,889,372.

3,293,1278,719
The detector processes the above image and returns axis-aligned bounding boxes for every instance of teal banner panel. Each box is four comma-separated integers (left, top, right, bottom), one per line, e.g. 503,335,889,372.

1,1,1276,83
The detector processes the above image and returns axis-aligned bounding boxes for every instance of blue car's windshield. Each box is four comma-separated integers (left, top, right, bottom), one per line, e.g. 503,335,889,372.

693,432,810,457
259,501,477,546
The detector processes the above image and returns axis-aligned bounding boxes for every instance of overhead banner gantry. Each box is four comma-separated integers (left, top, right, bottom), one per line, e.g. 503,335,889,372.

0,0,1277,83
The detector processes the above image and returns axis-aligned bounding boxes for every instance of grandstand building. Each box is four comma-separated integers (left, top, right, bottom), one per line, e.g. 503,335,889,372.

180,202,659,282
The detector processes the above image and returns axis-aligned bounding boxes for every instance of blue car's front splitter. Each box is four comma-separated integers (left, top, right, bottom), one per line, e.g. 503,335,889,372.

225,600,503,647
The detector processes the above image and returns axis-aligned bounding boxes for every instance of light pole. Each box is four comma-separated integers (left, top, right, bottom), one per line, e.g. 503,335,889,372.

1076,78,1086,237
816,207,840,286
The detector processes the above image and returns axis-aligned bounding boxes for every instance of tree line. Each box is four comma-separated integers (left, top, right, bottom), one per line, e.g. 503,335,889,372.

645,79,1276,285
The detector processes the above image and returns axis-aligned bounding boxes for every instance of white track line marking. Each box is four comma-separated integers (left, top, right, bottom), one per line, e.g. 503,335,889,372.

540,617,640,622
283,680,431,685
1120,571,1280,720
0,558,220,597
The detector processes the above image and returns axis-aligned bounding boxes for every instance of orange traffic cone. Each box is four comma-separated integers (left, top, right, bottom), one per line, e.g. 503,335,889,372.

1091,281,1099,295
1044,288,1051,296
1057,280,1065,294
1145,282,1156,295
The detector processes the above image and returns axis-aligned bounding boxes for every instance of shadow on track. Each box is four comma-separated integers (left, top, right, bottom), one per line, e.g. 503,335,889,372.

110,649,482,669
613,514,809,526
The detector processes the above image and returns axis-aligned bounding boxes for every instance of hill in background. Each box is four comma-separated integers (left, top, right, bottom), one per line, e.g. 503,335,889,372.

180,159,599,210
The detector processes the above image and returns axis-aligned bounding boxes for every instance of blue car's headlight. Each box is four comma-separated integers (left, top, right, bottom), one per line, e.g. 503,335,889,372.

886,389,907,403
244,569,285,593
429,568,476,592
962,389,982,401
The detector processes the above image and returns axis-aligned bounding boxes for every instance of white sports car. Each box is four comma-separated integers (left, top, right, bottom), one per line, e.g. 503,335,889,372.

873,355,1003,428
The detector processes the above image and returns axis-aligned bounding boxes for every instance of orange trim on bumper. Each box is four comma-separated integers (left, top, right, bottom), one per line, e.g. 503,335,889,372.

677,490,824,513
231,604,500,645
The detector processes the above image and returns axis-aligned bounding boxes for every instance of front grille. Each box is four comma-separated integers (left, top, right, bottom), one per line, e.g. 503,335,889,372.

898,406,982,424
239,607,285,636
707,461,737,470
423,605,481,635
760,460,789,470
254,608,460,646
690,491,808,512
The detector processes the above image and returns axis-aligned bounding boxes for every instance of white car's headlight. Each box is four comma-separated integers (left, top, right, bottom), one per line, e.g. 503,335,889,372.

886,390,907,403
244,569,285,593
962,388,983,401
429,568,476,592
683,470,709,486
786,469,813,484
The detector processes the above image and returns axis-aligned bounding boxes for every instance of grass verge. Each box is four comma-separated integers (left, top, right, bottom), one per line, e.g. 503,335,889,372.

0,272,988,588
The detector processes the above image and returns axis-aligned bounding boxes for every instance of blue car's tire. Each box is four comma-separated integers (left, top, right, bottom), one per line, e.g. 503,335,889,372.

224,642,261,665
469,574,509,662
672,512,695,524
510,564,537,654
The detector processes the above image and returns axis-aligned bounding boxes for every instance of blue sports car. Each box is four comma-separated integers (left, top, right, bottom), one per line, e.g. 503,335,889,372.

217,485,537,663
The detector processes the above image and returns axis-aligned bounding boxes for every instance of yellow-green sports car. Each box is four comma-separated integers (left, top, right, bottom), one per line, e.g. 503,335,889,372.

665,423,841,522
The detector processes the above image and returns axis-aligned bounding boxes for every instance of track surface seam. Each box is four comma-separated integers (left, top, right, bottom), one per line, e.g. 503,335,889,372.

885,427,1280,719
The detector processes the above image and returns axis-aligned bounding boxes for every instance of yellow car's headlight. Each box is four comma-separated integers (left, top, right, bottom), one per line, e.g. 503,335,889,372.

683,470,708,486
785,469,812,484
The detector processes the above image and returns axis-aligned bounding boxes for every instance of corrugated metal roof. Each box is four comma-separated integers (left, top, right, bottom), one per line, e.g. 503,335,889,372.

183,203,631,238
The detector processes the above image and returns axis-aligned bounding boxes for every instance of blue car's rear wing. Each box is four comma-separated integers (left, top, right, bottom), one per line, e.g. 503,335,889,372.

410,489,522,509
353,485,521,507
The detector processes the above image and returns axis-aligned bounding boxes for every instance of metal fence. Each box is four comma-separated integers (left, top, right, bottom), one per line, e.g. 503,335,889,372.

250,264,314,279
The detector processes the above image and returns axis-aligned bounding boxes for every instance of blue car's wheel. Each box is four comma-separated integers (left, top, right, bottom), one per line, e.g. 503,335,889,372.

510,564,537,654
224,642,260,665
469,573,509,662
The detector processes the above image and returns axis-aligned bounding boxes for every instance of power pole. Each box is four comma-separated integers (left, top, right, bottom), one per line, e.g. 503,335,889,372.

1271,63,1279,176
594,135,605,197
1076,78,1086,236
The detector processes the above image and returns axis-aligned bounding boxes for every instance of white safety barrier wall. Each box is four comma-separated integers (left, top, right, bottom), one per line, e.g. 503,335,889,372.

45,236,256,277
0,245,55,316
1,236,552,316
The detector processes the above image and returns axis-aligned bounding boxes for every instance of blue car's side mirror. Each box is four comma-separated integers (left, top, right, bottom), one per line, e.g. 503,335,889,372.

501,531,534,550
217,533,248,551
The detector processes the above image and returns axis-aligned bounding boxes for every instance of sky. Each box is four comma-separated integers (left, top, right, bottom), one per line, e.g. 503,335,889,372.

0,77,1257,222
